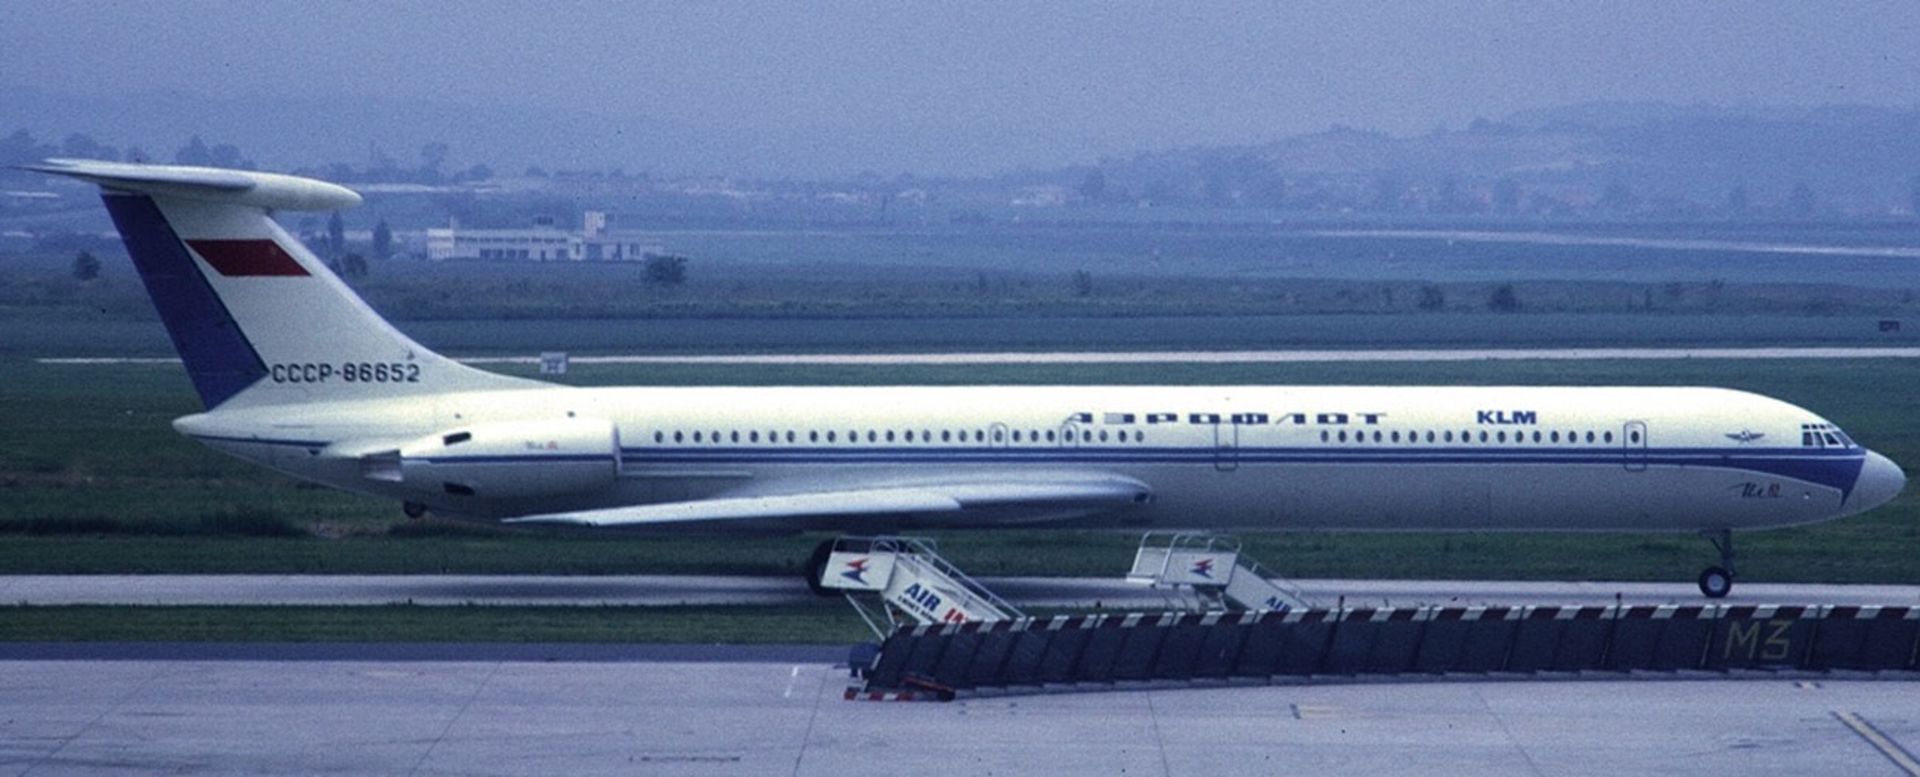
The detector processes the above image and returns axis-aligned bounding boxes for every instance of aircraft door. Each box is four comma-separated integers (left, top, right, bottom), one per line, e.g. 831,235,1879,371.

989,422,1010,448
1623,420,1648,472
1059,421,1084,448
1213,419,1239,472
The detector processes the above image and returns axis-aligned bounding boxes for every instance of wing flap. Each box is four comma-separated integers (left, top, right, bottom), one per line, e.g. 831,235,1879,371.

503,475,1151,528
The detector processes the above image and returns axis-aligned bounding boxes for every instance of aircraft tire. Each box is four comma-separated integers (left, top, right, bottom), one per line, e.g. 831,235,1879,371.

402,501,428,519
1698,566,1733,598
804,539,836,597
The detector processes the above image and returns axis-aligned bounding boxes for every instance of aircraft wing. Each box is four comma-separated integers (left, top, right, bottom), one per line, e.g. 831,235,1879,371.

503,474,1152,528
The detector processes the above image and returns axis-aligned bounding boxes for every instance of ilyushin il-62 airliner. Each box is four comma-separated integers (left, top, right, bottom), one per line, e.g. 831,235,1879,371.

29,159,1905,598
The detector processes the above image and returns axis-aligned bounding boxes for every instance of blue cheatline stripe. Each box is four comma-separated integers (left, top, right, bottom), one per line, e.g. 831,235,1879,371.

187,429,1866,494
604,445,1866,495
102,194,266,409
191,431,1865,495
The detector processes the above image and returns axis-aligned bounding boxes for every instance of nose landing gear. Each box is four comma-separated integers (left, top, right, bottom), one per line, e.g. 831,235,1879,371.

1697,528,1735,598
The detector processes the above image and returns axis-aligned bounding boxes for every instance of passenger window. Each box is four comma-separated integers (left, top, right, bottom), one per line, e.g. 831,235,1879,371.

1047,430,1056,442
693,431,703,442
827,431,836,442
1012,430,1021,442
674,431,684,443
1339,430,1348,443
1321,430,1330,442
750,431,759,443
1098,430,1108,442
1479,431,1489,443
654,431,664,443
810,431,819,443
1605,431,1615,443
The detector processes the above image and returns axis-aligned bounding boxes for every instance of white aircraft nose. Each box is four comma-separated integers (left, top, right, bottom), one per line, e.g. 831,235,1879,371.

1848,451,1906,514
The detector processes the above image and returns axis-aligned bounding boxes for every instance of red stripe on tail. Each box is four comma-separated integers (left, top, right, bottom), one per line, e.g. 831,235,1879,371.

185,240,309,277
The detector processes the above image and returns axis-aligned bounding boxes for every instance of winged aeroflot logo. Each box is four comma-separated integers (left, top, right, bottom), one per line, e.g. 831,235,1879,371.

841,557,872,584
1725,430,1766,443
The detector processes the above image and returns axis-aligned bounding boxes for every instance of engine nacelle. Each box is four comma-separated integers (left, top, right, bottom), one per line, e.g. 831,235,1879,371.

375,417,621,501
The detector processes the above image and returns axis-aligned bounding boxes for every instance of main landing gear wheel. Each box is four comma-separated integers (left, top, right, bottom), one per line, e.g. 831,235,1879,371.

804,539,836,597
401,501,428,519
1698,528,1737,599
1697,566,1734,599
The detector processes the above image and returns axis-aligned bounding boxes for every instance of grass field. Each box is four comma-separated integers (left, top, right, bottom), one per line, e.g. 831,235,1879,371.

2,357,1916,585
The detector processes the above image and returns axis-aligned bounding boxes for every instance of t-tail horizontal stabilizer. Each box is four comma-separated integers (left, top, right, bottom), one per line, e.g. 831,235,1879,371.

24,159,540,409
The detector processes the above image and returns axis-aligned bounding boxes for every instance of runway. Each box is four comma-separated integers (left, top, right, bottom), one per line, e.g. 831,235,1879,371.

4,575,1917,608
35,345,1920,367
4,656,1917,776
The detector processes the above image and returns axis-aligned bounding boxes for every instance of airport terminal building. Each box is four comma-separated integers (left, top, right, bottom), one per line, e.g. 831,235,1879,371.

425,211,662,261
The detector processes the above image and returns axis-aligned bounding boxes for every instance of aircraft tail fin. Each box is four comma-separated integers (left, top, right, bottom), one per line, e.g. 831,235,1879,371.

25,159,539,409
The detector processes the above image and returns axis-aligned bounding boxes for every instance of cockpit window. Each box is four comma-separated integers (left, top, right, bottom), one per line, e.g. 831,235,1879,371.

1801,423,1855,448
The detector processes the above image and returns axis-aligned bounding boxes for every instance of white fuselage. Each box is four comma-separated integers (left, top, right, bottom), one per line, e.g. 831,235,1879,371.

176,383,1902,533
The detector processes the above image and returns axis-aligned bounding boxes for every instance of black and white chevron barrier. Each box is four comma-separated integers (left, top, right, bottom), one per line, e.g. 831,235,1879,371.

854,604,1920,699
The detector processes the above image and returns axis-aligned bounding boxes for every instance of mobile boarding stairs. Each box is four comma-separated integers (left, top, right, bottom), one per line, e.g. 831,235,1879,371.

817,532,1313,639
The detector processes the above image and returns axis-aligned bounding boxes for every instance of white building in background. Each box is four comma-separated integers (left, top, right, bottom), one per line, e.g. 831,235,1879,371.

426,211,662,261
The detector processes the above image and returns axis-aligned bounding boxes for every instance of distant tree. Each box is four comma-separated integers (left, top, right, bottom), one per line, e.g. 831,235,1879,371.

337,252,369,279
175,136,213,166
643,253,688,285
420,142,450,177
1,129,47,164
1077,170,1107,203
326,212,346,260
206,142,249,169
1488,284,1521,312
371,219,393,260
71,250,100,281
61,133,118,162
1787,182,1817,217
1072,269,1094,298
1417,285,1446,311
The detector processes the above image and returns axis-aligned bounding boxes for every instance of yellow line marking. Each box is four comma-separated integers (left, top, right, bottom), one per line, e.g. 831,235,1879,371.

1834,711,1920,776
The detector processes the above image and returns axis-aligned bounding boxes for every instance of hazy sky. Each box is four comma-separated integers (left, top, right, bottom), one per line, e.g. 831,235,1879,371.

6,2,1920,175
